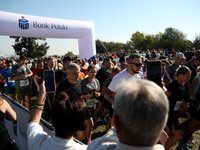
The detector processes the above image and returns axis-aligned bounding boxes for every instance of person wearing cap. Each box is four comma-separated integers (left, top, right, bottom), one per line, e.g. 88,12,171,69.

184,45,194,67
166,52,186,82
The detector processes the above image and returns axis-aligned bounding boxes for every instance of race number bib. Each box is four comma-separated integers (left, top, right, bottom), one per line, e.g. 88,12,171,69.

174,101,182,111
8,77,15,83
20,79,29,86
86,98,96,109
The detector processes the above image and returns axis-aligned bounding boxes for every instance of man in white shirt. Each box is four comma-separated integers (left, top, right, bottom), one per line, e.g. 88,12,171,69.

88,78,169,150
104,54,143,104
27,82,88,150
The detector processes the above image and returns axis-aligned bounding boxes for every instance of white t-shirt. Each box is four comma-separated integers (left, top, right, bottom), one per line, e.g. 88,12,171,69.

27,122,87,150
88,127,164,150
91,63,100,70
108,69,142,92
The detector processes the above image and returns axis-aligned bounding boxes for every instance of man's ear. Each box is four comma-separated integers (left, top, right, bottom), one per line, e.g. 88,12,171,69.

114,113,121,134
66,71,69,76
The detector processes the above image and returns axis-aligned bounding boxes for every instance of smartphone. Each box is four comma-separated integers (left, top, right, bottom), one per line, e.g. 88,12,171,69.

43,70,56,93
147,60,162,87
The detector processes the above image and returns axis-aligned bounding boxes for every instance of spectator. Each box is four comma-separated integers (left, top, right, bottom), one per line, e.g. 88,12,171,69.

10,56,33,109
88,78,169,150
0,96,17,150
27,82,87,150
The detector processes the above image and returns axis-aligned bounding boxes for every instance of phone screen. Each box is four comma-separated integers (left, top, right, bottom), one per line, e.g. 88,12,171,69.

147,61,162,87
43,70,56,93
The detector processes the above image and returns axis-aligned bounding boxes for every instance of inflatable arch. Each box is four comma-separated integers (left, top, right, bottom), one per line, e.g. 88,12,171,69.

0,11,96,59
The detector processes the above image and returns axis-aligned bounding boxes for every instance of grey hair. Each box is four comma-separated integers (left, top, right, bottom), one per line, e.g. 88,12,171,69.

114,78,169,146
66,63,80,72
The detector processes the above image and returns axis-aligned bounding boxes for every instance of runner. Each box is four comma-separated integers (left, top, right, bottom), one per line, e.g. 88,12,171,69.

81,65,101,144
0,60,16,100
164,66,191,150
93,58,112,125
55,63,85,142
34,57,56,122
101,67,120,132
10,56,33,109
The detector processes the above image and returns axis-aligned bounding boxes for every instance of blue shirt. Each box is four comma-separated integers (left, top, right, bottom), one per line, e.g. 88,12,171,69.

0,67,15,86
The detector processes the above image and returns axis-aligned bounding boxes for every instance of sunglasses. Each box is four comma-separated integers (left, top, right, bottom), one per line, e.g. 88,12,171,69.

129,63,142,67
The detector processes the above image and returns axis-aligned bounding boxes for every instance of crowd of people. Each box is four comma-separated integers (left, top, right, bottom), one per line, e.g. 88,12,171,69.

0,45,200,150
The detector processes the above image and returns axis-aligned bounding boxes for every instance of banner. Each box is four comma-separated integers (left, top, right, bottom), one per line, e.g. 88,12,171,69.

0,11,96,59
2,93,54,150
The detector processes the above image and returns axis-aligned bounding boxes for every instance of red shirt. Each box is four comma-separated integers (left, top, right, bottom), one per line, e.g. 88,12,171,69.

33,68,41,76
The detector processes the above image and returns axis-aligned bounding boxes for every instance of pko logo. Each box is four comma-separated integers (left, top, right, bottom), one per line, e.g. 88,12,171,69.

19,16,29,30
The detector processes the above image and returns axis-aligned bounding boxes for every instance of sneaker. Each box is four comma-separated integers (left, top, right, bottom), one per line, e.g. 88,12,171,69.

98,116,106,124
178,141,190,150
187,136,195,144
93,118,98,126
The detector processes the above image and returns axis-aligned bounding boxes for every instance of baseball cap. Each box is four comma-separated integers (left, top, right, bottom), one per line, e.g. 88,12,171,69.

175,52,186,59
196,50,200,53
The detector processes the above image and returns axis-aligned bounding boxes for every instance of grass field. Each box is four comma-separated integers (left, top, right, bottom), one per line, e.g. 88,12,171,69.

31,96,200,150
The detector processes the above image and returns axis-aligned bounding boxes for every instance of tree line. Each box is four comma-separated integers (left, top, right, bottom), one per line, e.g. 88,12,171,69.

96,27,200,53
10,27,200,58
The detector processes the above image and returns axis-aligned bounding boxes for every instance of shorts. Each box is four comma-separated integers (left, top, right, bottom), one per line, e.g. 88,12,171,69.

99,95,104,102
86,108,92,120
109,106,114,118
167,112,180,131
191,101,200,121
4,86,16,94
79,108,93,131
16,87,31,100
104,98,112,110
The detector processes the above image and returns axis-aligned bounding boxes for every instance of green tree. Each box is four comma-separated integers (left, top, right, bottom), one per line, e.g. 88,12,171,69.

65,51,74,56
142,35,153,50
130,31,145,49
124,41,133,50
162,27,187,51
10,37,49,58
193,34,200,50
96,39,107,53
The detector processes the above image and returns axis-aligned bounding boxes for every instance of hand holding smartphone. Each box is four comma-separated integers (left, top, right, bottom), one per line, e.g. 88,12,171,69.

43,70,56,93
147,60,162,87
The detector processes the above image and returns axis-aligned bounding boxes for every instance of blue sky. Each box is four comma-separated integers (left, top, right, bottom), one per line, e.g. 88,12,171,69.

0,0,199,56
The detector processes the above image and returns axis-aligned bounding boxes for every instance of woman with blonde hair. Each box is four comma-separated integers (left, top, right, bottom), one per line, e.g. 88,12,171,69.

0,97,17,150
